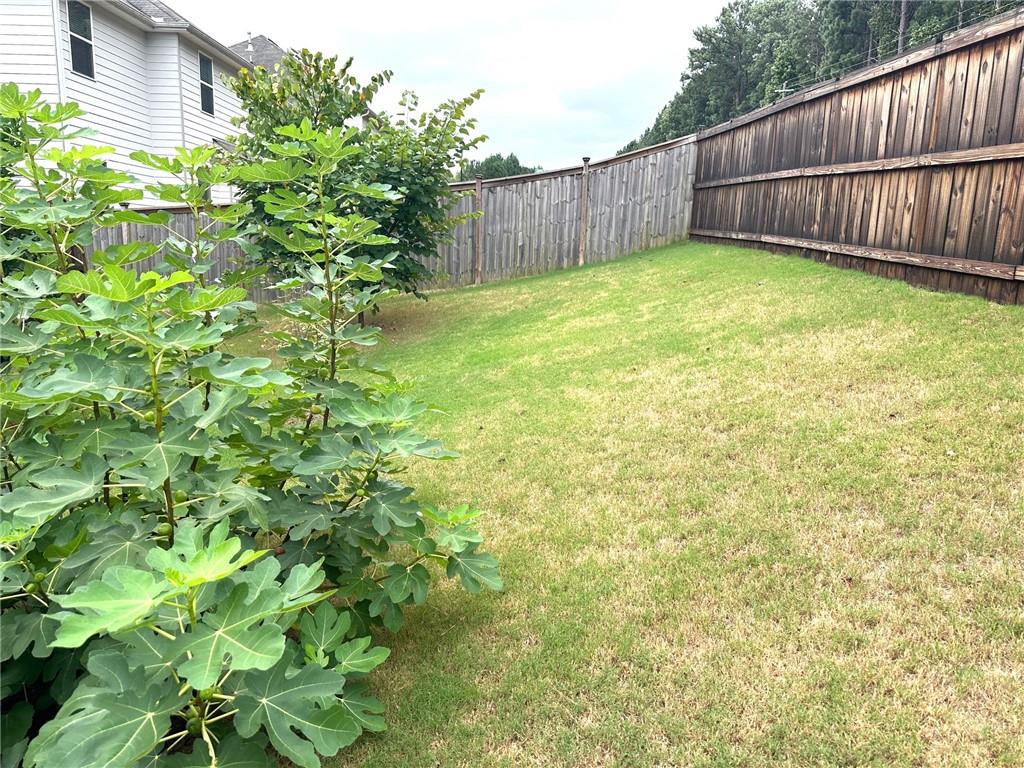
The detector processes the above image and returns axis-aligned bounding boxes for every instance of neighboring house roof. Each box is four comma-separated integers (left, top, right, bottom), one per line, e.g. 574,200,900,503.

229,34,288,70
121,0,188,24
111,0,250,69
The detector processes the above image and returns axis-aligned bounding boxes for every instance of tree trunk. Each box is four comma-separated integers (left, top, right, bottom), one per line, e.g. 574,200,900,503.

897,0,909,54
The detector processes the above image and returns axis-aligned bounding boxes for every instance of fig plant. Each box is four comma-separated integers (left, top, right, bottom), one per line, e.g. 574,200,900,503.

0,84,500,768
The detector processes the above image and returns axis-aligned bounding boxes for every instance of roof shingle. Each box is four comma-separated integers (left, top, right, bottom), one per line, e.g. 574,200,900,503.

229,34,288,70
121,0,188,25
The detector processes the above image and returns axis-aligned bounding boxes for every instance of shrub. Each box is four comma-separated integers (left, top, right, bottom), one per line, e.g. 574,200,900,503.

0,84,500,768
230,50,484,295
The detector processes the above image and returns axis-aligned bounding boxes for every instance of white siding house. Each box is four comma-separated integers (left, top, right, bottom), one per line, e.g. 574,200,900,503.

0,0,249,204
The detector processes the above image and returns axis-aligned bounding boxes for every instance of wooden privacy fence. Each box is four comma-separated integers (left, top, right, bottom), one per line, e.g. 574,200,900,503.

89,136,696,297
84,7,1024,305
438,136,696,287
691,7,1024,304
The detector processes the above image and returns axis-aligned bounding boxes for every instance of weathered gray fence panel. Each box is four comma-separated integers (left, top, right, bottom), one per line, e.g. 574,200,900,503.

433,134,696,288
90,135,697,297
435,193,475,286
585,138,696,264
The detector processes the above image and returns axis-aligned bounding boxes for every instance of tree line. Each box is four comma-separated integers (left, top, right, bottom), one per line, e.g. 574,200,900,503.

457,152,541,180
622,0,1018,153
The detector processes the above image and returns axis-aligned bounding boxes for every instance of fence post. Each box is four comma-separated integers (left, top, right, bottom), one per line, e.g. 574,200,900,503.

473,174,484,285
578,156,591,267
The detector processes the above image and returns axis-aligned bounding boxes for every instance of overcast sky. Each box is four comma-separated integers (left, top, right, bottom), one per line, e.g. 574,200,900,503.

166,0,727,169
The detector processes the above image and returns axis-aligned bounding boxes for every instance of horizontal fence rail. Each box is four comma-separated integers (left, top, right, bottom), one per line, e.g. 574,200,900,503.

88,136,696,298
691,6,1024,304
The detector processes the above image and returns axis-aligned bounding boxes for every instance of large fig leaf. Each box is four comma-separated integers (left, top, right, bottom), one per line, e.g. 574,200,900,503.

291,434,356,476
62,514,154,582
51,566,178,648
337,682,386,733
171,583,287,689
381,562,430,605
0,609,57,661
24,654,186,768
361,487,419,536
11,353,124,403
299,602,351,666
56,264,191,302
190,352,291,387
110,425,209,489
445,543,504,593
233,654,359,768
332,636,390,675
146,520,266,589
0,322,52,355
0,454,106,541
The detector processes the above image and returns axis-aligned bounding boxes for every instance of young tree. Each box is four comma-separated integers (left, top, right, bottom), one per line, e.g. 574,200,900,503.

230,51,485,295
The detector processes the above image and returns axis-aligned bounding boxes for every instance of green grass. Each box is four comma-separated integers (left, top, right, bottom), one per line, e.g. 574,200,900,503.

248,242,1024,767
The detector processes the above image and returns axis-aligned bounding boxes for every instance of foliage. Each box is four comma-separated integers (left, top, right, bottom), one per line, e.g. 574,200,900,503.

0,83,500,768
458,152,540,181
622,0,1016,152
0,115,20,177
230,50,485,296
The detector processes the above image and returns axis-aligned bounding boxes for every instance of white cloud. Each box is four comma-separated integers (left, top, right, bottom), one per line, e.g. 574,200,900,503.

166,0,727,167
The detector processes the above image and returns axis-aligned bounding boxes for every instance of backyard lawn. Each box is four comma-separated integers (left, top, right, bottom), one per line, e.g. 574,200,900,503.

253,242,1024,767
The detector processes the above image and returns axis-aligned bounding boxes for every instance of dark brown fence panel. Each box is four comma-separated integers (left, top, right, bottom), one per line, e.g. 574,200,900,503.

691,8,1024,304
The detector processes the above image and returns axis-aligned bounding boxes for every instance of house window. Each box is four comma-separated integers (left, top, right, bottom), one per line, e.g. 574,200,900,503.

199,53,214,115
68,1,94,78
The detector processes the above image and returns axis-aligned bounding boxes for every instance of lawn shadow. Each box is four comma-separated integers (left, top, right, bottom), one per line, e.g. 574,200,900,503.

340,587,504,765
